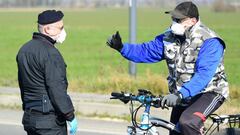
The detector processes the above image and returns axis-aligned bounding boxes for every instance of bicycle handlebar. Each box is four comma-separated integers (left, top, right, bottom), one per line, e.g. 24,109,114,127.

110,89,163,107
110,89,175,132
111,92,124,97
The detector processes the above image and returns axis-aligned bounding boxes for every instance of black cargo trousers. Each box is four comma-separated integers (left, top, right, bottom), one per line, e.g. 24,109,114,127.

169,92,225,135
22,110,67,135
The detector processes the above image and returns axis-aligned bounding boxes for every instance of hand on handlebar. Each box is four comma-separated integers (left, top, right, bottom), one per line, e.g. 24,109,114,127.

161,92,182,109
151,98,169,109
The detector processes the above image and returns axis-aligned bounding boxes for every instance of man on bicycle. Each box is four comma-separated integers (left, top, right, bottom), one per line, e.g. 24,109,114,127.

107,2,229,135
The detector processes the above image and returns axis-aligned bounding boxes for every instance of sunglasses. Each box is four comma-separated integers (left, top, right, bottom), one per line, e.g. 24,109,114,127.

172,17,189,23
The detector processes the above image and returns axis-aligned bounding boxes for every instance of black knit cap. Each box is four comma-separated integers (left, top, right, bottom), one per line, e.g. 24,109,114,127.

38,10,64,25
165,1,199,19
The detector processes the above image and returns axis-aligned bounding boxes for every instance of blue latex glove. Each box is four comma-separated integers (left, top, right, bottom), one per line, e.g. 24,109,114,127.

68,117,78,135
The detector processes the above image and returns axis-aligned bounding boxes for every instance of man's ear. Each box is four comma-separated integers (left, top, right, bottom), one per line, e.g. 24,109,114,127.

191,18,198,25
44,26,51,35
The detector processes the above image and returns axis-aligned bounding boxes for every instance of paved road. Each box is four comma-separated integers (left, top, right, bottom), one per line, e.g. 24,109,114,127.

0,109,169,135
0,124,118,135
0,109,128,135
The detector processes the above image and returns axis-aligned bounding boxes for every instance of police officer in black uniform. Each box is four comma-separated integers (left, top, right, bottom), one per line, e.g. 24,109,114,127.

16,10,78,135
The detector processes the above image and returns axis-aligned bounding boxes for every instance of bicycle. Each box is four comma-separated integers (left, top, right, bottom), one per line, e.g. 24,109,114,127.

110,89,240,135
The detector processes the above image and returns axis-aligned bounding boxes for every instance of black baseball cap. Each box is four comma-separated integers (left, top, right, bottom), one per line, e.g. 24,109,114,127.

165,2,199,19
38,10,64,25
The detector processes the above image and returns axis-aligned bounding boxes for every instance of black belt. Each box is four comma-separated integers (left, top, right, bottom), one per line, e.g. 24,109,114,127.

24,100,42,110
25,108,55,115
25,108,41,113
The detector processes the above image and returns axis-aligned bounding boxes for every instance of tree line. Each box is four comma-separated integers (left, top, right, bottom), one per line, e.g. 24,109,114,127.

0,0,215,8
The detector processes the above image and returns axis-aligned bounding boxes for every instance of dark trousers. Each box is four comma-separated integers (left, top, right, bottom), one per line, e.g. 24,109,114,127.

22,110,67,135
169,92,225,135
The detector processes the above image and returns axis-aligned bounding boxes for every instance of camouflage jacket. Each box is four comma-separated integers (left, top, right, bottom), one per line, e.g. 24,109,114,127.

163,21,229,98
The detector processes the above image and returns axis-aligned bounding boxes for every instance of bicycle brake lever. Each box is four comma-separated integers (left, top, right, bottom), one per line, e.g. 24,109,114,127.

110,97,118,99
120,100,130,104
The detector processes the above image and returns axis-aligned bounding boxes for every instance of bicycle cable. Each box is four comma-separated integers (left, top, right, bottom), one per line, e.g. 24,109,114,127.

132,103,154,131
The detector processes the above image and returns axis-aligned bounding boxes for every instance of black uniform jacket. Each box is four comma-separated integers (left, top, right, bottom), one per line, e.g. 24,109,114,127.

17,32,74,121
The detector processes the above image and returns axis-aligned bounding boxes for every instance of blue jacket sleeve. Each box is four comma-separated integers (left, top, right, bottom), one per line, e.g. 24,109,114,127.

179,38,224,98
120,34,165,63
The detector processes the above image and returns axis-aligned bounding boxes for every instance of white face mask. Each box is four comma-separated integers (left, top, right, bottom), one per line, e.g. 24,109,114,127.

170,21,185,36
56,29,67,44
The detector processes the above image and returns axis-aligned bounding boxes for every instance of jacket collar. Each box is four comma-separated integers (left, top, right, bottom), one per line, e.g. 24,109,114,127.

185,19,201,39
32,32,56,45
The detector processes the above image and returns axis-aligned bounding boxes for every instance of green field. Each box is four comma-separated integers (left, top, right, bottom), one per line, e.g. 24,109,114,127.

0,8,239,97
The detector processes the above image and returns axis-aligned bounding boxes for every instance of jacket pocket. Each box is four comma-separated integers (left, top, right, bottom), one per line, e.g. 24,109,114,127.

183,48,197,63
31,114,57,129
35,119,56,129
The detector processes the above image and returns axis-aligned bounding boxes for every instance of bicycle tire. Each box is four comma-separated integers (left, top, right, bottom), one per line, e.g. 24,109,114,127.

211,128,240,135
